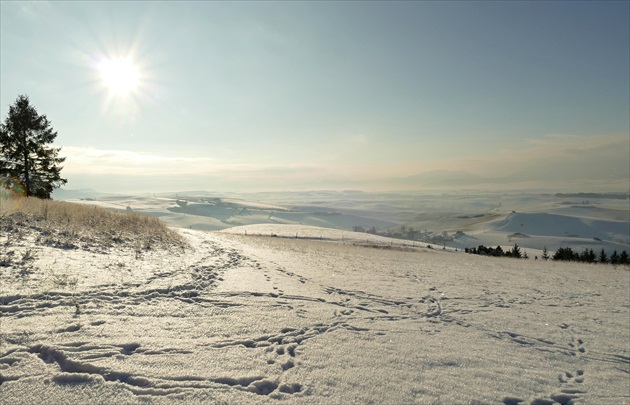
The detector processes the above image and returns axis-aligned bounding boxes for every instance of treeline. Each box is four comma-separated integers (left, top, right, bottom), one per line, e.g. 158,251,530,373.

465,244,630,264
555,192,629,200
465,244,527,258
551,247,630,264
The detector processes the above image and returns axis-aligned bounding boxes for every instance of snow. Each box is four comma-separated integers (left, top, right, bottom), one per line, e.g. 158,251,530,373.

1,222,629,404
491,212,628,241
63,192,629,256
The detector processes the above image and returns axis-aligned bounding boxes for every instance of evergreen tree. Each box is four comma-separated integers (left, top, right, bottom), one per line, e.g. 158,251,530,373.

1,95,67,198
579,248,596,263
553,247,577,261
495,245,504,256
610,250,620,265
511,244,522,258
598,248,608,264
619,250,630,265
541,246,550,260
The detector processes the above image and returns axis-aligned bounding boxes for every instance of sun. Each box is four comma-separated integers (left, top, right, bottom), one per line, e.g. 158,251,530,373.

97,58,140,96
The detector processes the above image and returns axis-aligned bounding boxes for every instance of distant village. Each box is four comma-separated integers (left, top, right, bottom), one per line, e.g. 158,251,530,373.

352,225,463,246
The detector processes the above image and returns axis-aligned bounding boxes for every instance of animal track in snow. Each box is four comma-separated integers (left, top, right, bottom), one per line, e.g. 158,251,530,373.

18,340,305,398
501,328,592,405
275,266,308,284
568,337,586,356
334,308,354,317
558,369,585,385
322,285,444,324
0,241,251,323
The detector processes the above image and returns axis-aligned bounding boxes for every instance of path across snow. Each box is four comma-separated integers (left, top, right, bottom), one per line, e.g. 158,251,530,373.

1,227,629,404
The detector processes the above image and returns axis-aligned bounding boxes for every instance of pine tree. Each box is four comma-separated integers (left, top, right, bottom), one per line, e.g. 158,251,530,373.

579,248,596,263
495,245,504,257
610,250,620,265
0,95,67,198
511,244,522,258
619,250,630,265
542,246,550,260
598,248,608,264
553,247,577,261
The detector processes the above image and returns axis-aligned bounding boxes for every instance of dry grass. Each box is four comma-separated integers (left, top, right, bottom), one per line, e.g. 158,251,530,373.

1,191,185,252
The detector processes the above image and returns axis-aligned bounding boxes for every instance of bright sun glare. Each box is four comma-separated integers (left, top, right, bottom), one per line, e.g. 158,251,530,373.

98,58,140,96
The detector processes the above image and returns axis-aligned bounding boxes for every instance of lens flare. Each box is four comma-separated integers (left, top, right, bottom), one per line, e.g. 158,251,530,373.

1,177,27,210
1,176,26,197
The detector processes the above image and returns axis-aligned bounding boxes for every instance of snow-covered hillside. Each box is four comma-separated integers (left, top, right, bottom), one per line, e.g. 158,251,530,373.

64,191,630,256
492,212,628,241
2,224,628,404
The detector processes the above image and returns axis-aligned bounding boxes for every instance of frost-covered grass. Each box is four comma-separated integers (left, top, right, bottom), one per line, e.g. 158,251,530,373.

0,192,184,252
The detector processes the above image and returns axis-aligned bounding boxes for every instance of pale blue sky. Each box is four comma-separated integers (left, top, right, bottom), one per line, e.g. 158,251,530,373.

1,1,628,193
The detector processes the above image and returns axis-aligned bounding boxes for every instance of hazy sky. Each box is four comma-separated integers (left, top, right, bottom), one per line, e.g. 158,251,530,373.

1,1,629,193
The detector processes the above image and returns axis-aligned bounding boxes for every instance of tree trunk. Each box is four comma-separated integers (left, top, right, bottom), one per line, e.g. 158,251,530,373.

23,149,29,197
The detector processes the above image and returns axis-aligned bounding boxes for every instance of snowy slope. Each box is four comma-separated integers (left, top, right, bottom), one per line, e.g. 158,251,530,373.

1,226,628,404
491,212,629,241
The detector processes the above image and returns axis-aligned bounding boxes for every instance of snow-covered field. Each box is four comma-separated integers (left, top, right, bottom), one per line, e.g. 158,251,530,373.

2,221,629,404
60,191,630,257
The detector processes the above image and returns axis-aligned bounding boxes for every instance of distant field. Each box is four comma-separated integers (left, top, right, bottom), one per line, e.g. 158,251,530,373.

57,190,630,256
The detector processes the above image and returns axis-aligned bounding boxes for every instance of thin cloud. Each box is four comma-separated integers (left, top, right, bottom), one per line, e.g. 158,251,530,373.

61,146,326,179
62,146,215,175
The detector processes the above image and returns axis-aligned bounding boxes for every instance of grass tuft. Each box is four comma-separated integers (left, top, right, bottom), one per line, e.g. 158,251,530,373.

1,192,186,252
